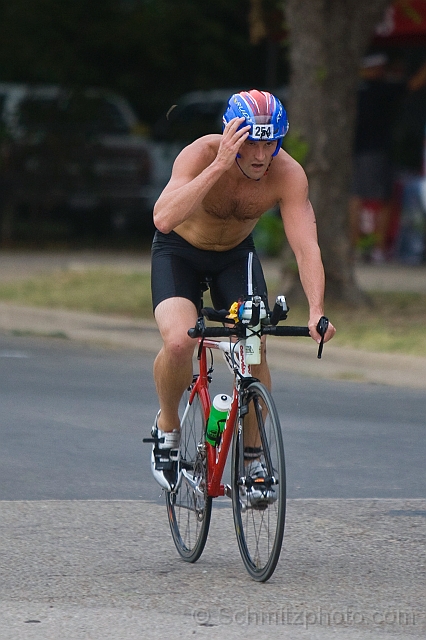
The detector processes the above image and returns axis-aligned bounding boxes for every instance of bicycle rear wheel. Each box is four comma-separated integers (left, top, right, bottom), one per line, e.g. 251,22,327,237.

232,380,286,581
166,384,212,562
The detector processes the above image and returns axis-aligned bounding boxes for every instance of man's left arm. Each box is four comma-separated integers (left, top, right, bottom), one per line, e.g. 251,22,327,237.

279,163,335,344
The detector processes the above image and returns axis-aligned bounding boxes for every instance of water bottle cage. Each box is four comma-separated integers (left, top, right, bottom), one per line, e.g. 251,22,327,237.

207,418,227,447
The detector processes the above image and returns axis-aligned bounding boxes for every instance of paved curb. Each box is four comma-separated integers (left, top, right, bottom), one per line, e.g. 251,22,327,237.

1,302,425,389
0,303,161,351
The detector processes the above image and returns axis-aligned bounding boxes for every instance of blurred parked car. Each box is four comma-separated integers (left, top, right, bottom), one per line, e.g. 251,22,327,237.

150,89,237,195
151,87,289,193
0,82,155,242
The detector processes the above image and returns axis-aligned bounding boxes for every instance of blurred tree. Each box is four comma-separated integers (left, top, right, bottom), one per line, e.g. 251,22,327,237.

283,0,392,304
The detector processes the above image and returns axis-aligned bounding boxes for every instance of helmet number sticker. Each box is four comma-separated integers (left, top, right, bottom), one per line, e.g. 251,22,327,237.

251,124,274,139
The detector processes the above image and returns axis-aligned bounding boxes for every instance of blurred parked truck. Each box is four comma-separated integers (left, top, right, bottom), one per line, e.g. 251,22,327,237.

0,83,156,244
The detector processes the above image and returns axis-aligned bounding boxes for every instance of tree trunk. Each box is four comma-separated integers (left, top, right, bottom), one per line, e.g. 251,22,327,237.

283,0,391,305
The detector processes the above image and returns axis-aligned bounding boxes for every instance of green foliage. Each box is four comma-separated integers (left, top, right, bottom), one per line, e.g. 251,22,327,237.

399,0,423,24
282,130,309,166
253,209,284,256
356,233,379,252
315,64,328,84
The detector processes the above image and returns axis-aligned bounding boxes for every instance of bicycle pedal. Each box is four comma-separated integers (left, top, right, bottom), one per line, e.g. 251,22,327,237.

142,436,165,445
243,475,275,491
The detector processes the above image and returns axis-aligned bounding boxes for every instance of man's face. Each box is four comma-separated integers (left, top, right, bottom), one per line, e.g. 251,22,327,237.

237,139,276,179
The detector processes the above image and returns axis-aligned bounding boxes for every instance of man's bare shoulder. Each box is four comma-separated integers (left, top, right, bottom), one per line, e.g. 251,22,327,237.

175,134,221,166
268,149,308,194
273,148,307,180
174,134,221,172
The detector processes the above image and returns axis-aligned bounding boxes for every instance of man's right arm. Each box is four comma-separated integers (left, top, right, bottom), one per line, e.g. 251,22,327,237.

153,118,249,234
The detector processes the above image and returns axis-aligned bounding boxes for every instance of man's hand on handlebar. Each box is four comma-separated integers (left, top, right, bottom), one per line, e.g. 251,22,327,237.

309,315,336,344
308,316,335,359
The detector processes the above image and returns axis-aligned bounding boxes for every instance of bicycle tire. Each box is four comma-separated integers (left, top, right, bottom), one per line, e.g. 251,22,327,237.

166,385,212,562
231,381,286,581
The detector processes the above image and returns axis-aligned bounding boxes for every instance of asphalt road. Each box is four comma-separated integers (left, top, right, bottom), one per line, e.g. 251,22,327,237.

1,333,425,501
0,334,425,639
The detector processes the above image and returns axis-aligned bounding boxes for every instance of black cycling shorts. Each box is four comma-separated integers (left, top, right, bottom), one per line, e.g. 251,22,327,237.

151,230,268,313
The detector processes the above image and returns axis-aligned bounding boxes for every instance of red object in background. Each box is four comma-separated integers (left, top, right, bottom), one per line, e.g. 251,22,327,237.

358,192,401,255
387,181,403,250
375,1,426,45
358,199,382,236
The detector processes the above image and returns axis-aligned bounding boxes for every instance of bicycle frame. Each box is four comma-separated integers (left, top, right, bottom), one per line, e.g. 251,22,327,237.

190,336,254,499
183,307,327,500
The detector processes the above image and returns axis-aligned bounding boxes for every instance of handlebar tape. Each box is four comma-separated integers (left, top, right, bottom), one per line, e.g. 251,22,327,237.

188,325,310,339
188,326,237,339
262,326,310,337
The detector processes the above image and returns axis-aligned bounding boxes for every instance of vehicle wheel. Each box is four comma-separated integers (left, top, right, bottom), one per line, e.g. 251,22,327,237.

232,381,286,581
166,384,212,562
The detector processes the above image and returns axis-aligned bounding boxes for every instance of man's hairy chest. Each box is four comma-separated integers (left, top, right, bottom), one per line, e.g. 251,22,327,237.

203,186,279,223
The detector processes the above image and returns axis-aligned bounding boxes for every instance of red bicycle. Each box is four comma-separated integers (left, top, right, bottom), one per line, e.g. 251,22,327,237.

164,254,328,581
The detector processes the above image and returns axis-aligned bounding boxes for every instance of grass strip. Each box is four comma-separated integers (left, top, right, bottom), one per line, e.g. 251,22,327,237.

0,270,425,356
0,270,153,318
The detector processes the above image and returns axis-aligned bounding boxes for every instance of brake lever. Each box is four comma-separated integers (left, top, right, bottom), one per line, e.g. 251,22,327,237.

316,316,329,359
187,316,205,339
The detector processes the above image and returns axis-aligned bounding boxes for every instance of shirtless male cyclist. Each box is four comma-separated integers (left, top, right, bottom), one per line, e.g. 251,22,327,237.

150,89,335,490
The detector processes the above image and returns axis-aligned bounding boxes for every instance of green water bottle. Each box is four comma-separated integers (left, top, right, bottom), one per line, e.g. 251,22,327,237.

205,394,232,446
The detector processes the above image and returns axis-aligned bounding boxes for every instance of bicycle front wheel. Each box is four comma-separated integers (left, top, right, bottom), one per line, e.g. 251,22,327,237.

232,381,286,581
166,385,212,562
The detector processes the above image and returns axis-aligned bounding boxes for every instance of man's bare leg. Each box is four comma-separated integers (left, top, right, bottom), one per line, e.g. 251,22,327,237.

154,297,198,432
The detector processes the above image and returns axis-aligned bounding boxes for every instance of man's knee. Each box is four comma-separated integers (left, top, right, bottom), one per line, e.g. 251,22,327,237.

161,333,195,361
155,296,198,361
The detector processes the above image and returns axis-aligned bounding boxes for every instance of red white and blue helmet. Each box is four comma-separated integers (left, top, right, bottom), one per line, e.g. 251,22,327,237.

222,89,289,156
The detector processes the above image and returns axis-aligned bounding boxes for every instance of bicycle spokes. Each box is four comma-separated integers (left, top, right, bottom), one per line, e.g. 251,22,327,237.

166,388,212,562
232,381,286,582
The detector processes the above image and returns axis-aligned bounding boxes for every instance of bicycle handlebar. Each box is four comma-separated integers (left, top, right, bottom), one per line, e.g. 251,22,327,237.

262,325,310,337
189,325,311,339
188,315,329,359
188,326,237,339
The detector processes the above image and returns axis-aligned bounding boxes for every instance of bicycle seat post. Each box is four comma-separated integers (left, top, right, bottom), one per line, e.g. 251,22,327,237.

199,276,212,313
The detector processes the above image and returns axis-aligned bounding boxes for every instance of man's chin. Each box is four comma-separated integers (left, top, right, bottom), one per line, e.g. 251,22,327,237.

250,166,265,177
